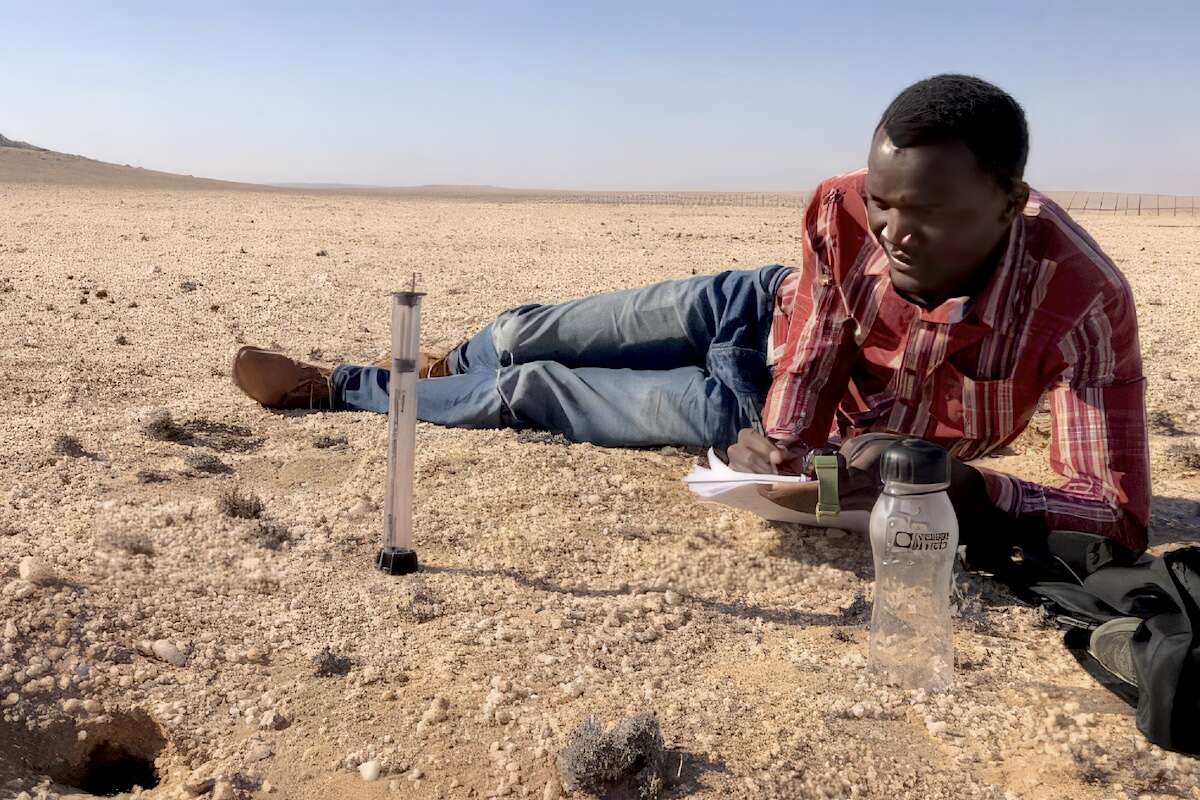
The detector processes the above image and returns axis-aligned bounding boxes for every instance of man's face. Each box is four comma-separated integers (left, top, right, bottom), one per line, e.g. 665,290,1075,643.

865,129,1024,304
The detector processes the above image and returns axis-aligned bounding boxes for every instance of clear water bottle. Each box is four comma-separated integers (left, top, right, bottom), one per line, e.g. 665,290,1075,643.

868,439,959,690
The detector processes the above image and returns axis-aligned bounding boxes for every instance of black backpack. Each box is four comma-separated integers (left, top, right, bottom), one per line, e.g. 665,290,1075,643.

963,532,1200,755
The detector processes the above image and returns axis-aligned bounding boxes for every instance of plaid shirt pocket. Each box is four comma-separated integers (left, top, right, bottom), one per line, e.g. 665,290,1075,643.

961,375,1017,441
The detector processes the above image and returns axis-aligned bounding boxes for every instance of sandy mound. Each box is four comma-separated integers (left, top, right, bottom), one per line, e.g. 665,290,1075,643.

0,181,1197,799
0,140,265,191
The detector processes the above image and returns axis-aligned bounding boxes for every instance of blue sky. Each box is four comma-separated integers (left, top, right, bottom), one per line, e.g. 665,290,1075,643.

2,1,1198,192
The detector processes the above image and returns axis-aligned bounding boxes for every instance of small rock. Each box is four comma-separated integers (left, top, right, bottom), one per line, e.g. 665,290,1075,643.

543,778,563,800
211,781,235,800
421,696,449,724
359,759,382,782
17,557,56,586
259,710,289,730
634,628,659,643
183,765,217,796
151,639,187,667
407,768,423,781
247,744,273,762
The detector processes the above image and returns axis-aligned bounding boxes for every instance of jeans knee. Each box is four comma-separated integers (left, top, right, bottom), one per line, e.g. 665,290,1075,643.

491,304,541,364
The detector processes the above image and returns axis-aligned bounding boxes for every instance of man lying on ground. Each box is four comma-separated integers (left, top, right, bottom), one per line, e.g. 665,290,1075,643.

232,74,1150,568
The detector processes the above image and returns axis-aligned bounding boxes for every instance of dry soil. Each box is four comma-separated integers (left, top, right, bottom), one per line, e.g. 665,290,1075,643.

1,162,1199,800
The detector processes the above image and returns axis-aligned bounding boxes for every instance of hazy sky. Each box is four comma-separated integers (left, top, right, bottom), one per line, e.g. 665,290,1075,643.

3,1,1198,192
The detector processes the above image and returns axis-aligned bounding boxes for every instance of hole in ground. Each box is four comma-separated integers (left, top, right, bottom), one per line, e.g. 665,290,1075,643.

79,741,160,795
4,708,168,796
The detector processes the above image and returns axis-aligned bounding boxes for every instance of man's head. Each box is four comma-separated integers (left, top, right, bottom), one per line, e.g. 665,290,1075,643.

866,74,1031,306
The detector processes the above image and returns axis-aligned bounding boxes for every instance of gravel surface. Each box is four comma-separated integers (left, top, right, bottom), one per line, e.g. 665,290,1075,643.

1,181,1198,800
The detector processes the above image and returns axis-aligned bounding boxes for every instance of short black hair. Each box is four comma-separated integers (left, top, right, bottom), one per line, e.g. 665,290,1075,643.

877,74,1029,191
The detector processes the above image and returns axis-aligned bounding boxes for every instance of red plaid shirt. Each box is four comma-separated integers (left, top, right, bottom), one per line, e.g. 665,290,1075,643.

763,170,1150,551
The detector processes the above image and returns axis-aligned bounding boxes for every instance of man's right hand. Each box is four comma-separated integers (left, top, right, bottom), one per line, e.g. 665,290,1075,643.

726,427,788,474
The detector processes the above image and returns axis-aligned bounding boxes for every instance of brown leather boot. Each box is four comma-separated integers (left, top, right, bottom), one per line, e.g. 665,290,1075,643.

420,349,454,379
372,346,456,378
232,347,332,409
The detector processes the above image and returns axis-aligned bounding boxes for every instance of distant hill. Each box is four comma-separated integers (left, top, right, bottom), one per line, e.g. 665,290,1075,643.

0,134,267,190
0,133,45,151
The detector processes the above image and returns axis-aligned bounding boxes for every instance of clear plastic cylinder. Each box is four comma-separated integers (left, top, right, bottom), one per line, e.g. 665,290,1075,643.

383,291,423,552
867,486,959,690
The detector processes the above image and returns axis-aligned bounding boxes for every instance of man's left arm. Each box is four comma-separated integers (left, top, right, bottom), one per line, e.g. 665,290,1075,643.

974,287,1151,553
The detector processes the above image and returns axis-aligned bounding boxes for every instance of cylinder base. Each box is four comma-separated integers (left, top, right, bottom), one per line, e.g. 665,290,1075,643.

376,547,419,575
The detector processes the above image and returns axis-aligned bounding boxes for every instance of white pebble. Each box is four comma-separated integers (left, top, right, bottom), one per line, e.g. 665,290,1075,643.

18,557,56,586
151,639,187,667
359,760,382,782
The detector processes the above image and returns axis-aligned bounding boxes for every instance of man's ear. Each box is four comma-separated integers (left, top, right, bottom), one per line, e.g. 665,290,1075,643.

1002,181,1031,224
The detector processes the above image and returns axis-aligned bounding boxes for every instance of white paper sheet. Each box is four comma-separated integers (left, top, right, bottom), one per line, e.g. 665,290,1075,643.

683,448,870,531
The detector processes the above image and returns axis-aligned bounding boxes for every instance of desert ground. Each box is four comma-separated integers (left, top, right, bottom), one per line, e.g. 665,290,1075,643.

1,150,1199,800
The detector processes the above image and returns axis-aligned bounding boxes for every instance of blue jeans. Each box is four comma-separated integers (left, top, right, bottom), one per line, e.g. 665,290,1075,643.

330,265,792,448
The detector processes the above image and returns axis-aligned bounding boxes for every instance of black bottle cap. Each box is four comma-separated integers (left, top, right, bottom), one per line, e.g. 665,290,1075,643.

376,547,419,575
879,438,950,487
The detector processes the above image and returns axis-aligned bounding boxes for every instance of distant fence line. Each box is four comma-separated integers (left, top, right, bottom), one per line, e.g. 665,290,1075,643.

554,190,1196,213
494,190,1199,213
467,190,816,207
1044,192,1198,215
383,187,1199,212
